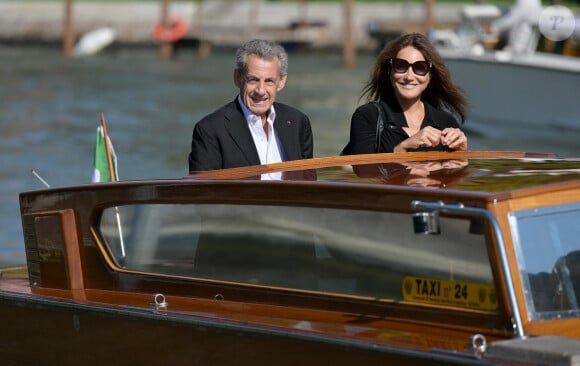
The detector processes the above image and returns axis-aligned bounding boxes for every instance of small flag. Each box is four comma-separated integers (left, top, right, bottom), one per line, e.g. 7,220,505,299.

91,125,118,183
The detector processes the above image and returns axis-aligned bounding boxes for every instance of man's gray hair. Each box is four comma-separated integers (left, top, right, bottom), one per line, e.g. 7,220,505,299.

235,39,288,77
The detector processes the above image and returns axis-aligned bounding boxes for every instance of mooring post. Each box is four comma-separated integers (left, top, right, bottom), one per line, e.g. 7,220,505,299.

160,0,174,60
194,0,211,58
63,0,75,57
342,0,356,69
424,0,435,34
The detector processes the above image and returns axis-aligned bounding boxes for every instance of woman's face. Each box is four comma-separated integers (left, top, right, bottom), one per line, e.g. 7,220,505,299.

390,46,431,104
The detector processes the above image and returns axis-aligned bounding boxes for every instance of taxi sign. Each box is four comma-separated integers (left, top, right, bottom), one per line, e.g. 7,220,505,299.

403,276,498,311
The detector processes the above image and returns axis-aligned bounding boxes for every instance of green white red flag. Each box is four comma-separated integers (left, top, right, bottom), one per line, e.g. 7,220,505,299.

91,125,118,183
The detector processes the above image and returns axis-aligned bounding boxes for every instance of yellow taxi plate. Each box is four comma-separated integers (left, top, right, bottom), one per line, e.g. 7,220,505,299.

403,276,498,311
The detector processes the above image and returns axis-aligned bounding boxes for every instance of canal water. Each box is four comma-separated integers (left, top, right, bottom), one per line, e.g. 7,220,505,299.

1,45,579,265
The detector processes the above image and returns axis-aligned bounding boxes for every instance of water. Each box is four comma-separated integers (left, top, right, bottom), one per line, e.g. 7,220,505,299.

1,45,579,265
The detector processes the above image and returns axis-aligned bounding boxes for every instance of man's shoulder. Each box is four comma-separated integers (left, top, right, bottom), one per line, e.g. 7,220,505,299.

197,100,240,125
274,102,307,117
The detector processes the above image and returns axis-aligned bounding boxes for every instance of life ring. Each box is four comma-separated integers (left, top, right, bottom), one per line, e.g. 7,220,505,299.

152,17,189,43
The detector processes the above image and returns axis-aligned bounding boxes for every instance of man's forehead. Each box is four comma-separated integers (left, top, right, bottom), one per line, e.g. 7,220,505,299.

248,53,279,64
243,56,282,79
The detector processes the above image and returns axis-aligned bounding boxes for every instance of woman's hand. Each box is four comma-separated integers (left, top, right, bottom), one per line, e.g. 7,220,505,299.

441,128,467,151
393,126,444,152
394,126,467,152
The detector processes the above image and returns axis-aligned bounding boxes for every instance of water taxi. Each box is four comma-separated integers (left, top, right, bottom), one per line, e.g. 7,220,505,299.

2,151,580,365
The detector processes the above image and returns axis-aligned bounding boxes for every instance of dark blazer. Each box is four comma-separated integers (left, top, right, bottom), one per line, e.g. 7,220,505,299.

189,98,313,172
341,99,462,155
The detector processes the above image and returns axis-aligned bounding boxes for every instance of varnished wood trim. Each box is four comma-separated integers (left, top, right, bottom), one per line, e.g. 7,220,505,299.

187,151,552,180
60,209,85,296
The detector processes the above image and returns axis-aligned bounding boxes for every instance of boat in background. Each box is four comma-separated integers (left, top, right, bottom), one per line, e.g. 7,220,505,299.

440,48,580,132
72,27,117,57
430,5,580,134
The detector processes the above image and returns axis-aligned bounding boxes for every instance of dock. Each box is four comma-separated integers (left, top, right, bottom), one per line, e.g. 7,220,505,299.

0,0,463,50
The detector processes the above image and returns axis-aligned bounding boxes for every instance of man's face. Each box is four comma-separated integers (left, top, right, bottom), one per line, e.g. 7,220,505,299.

234,54,287,118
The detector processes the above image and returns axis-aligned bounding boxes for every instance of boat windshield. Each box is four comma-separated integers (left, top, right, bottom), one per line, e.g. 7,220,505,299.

99,203,496,312
510,202,580,320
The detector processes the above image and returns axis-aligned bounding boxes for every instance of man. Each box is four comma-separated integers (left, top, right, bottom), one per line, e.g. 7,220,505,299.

188,39,313,174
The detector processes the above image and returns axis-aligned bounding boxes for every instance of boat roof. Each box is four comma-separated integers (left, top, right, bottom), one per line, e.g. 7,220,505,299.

186,151,580,197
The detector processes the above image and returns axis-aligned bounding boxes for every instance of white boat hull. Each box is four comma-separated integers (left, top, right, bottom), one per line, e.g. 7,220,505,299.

440,50,580,134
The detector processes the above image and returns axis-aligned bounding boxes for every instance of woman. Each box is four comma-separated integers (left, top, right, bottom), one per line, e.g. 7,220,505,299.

342,33,468,155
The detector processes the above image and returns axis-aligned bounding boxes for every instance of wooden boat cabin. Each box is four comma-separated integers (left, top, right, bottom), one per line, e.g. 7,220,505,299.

3,151,580,365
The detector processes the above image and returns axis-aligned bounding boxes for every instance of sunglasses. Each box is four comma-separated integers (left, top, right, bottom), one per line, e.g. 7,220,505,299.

390,58,432,76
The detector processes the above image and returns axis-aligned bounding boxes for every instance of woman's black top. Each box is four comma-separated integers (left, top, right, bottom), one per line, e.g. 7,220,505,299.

341,98,462,155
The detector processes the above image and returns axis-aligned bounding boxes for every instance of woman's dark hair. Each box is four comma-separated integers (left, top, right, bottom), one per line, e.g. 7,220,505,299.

362,32,468,123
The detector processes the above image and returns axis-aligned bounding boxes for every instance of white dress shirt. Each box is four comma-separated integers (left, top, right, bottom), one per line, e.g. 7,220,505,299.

238,96,285,180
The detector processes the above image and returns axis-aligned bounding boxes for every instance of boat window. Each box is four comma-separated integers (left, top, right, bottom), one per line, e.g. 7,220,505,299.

100,203,495,311
509,202,580,320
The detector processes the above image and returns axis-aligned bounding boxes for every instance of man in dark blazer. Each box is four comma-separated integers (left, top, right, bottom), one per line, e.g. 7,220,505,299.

188,39,313,173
